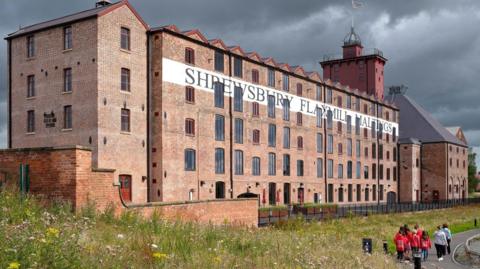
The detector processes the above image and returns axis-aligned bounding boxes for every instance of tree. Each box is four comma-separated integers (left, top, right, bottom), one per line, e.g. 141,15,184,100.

468,149,478,193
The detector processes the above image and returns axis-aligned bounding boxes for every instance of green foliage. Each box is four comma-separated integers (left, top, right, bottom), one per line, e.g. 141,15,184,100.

258,205,288,212
468,150,478,193
2,187,480,269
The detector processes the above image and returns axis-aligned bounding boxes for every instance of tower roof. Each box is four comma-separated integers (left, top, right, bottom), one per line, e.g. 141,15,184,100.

343,26,362,47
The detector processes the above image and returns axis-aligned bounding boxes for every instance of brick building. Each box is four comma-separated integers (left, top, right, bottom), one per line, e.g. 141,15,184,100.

385,93,468,202
4,0,466,208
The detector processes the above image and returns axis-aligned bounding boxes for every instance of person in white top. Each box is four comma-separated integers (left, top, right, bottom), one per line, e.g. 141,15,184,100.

442,223,452,254
433,225,448,261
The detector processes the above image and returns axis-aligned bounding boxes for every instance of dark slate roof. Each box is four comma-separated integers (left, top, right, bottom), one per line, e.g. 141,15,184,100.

385,94,467,146
6,1,123,39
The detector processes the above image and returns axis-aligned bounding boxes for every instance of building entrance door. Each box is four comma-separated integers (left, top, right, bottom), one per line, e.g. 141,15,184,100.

297,187,304,204
119,175,132,202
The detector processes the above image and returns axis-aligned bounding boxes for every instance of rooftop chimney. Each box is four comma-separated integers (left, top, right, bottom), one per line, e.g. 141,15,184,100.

96,0,112,8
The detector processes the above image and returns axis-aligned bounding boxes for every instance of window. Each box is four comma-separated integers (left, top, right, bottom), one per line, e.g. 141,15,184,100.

327,135,333,154
233,57,242,77
326,88,332,103
214,82,224,108
316,85,322,101
327,110,333,129
215,148,225,174
268,68,275,87
63,105,72,129
282,73,289,91
356,161,361,179
252,157,261,176
347,161,353,179
355,117,360,135
347,138,352,156
372,164,377,179
234,86,243,112
185,118,195,136
393,167,397,181
356,184,361,201
268,153,276,175
64,68,72,93
215,115,224,141
252,129,260,144
379,164,384,179
373,185,377,201
378,144,383,160
393,127,397,142
379,185,384,201
184,149,196,171
282,99,290,121
327,159,334,178
337,96,342,107
283,154,290,176
365,188,369,201
338,143,343,155
297,136,303,149
27,75,35,97
64,26,72,50
338,187,344,202
348,184,353,202
296,112,302,126
316,108,323,127
371,121,376,138
337,122,342,133
386,168,390,180
372,143,377,159
364,166,369,179
267,95,275,118
214,50,224,72
27,35,35,58
317,158,323,178
296,83,303,96
215,182,225,199
252,69,259,84
185,47,195,64
365,147,369,158
268,124,276,147
121,109,130,132
283,127,290,149
252,102,259,117
234,150,244,175
393,147,397,161
316,133,323,153
338,164,344,178
185,86,195,103
234,118,244,144
328,184,334,203
355,97,360,111
386,151,390,160
268,183,277,205
356,140,361,158
121,68,130,92
341,114,349,134
120,27,130,50
378,123,383,139
347,95,351,109
27,110,35,133
297,160,304,176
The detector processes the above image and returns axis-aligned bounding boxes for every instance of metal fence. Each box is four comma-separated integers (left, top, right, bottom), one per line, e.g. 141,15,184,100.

259,198,480,227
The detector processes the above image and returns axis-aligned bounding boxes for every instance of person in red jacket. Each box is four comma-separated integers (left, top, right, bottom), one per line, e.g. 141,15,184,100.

414,224,423,239
411,230,421,251
420,231,432,261
394,227,406,261
404,226,413,261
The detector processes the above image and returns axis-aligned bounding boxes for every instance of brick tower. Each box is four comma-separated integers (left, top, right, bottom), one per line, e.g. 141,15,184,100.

320,26,387,100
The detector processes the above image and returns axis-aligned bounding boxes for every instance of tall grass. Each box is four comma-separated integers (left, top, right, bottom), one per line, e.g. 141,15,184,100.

1,187,479,269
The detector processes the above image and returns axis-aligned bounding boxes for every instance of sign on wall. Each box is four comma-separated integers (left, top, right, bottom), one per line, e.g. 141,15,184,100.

162,58,399,136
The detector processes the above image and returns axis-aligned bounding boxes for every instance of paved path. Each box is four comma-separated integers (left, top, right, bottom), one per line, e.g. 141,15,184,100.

403,229,480,269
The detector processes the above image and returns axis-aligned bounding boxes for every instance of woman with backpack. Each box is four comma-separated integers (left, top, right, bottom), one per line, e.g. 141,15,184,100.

433,225,448,261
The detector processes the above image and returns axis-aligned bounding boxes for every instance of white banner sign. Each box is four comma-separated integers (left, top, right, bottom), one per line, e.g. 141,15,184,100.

163,58,399,136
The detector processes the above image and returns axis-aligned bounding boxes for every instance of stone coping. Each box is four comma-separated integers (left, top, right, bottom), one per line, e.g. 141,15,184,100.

126,198,258,208
465,234,480,256
0,145,92,152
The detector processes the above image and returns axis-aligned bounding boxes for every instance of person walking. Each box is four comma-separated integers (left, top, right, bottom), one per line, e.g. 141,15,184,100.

442,223,452,255
420,231,431,261
414,224,423,238
394,227,406,262
404,226,413,261
434,225,448,261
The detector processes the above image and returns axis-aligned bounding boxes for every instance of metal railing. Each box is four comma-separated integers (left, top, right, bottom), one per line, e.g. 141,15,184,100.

322,48,384,62
259,198,480,227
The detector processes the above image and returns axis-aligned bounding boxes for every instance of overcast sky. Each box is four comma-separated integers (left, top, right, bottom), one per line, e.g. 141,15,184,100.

0,0,479,169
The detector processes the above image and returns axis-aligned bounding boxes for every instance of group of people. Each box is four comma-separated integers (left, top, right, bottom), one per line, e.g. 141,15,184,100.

394,224,452,263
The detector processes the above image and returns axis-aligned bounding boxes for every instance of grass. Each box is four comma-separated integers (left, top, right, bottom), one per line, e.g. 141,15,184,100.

1,187,480,269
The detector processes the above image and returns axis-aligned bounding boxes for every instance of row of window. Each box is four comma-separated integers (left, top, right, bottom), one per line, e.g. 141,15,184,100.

26,26,130,58
25,107,130,133
185,148,397,181
184,47,396,121
327,183,387,203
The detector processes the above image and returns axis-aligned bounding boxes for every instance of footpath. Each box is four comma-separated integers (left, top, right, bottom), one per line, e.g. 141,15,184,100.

402,229,480,269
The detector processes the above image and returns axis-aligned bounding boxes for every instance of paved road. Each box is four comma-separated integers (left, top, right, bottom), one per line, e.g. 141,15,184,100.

402,229,480,269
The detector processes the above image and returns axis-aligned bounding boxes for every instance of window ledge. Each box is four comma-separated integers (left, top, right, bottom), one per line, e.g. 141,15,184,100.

120,90,131,95
120,131,131,135
61,128,73,132
62,49,73,53
26,132,35,135
26,57,36,61
120,49,131,54
62,91,72,95
26,96,36,100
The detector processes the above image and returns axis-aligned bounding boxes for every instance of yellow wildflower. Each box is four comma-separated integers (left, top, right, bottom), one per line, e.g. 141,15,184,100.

152,252,168,260
7,262,20,269
46,227,59,238
213,256,221,264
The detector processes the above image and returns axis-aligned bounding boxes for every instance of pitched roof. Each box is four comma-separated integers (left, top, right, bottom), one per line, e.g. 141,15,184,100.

6,0,148,39
385,94,467,146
